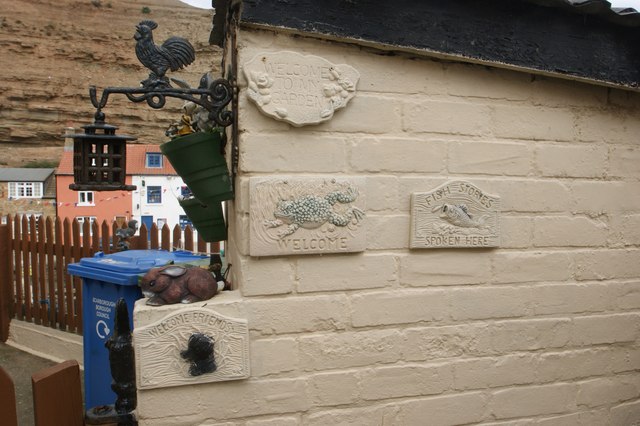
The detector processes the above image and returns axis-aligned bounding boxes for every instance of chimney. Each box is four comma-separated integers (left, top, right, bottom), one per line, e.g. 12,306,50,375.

64,127,75,151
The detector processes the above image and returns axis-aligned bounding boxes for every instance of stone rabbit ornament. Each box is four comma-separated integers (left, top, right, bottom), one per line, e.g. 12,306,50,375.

140,265,222,306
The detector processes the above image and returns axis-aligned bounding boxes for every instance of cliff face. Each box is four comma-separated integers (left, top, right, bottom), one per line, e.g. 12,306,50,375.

0,0,219,166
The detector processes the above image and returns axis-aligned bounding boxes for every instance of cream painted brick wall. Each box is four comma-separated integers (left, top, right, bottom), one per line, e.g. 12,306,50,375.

138,26,640,425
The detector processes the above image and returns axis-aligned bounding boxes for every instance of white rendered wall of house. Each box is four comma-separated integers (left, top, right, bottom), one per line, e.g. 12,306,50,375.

131,175,188,230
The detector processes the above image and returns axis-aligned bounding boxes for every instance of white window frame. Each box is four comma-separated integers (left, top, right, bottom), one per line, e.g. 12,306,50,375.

78,191,95,206
146,153,163,168
76,216,97,235
8,182,43,199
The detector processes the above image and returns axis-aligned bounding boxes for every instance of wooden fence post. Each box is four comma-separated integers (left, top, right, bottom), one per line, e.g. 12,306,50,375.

0,366,17,426
0,225,11,342
32,360,83,426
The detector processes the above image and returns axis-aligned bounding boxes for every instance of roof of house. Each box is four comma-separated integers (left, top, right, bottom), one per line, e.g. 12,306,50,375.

0,168,56,182
212,0,640,91
56,144,178,176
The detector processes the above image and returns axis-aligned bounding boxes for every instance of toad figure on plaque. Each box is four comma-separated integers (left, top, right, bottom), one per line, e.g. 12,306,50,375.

410,181,500,248
250,177,366,256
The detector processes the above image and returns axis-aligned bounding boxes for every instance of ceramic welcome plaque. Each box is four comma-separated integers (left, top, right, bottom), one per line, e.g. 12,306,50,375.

243,51,360,126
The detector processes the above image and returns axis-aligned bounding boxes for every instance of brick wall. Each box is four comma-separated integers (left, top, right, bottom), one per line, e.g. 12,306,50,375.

136,28,640,425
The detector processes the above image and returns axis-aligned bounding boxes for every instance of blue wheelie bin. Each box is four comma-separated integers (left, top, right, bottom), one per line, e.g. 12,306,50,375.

67,249,208,410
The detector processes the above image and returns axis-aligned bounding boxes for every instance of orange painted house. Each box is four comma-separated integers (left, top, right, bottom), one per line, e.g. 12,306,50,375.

56,144,182,230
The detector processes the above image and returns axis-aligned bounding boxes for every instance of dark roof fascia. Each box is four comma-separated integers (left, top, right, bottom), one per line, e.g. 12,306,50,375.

217,0,640,91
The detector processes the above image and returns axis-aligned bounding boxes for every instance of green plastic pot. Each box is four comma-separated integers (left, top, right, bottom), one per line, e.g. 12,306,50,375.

161,132,234,204
179,197,227,243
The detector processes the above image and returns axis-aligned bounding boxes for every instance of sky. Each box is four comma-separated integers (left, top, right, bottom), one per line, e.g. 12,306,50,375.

178,0,640,10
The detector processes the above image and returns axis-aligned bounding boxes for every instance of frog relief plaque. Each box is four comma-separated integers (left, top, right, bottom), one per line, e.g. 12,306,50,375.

410,181,500,248
250,177,366,256
243,51,360,126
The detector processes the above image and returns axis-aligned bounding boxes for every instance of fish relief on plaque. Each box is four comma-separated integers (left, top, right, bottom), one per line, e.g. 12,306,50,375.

250,177,366,256
410,181,500,248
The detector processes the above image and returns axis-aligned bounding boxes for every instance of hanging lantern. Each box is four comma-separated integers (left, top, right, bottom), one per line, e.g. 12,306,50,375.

68,115,137,191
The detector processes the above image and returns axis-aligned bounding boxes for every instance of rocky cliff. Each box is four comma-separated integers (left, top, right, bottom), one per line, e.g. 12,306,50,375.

0,0,220,166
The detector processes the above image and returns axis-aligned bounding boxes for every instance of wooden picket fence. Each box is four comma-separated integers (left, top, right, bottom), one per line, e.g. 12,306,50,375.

0,214,221,338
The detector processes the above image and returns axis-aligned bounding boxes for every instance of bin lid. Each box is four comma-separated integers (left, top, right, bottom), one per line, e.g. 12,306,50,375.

67,249,208,286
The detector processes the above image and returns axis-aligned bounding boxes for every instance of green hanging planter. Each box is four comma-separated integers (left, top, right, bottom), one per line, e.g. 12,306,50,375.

161,131,234,204
179,197,227,243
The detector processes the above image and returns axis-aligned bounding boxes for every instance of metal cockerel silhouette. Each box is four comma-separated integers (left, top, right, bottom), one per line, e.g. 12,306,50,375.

134,20,196,87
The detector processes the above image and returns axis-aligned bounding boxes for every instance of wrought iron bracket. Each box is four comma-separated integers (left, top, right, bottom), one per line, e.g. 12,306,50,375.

89,76,234,128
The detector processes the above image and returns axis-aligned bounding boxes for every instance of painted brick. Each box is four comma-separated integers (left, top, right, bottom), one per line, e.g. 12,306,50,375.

500,216,533,249
573,249,640,281
403,324,488,361
610,145,640,178
305,405,400,426
608,214,640,247
240,133,347,173
360,363,453,400
448,140,531,176
571,313,640,345
492,104,576,141
529,77,607,107
536,144,608,178
316,93,403,134
366,214,410,250
250,338,299,376
571,181,640,214
530,283,612,316
308,370,360,407
296,253,396,293
488,318,573,353
351,49,447,95
449,286,531,321
490,383,577,419
576,109,640,144
403,100,492,136
400,251,491,286
493,180,571,213
237,95,291,133
535,348,632,383
492,251,571,284
534,410,610,426
140,379,311,421
615,282,640,311
245,417,299,426
399,392,488,426
299,329,404,370
238,256,295,297
351,136,446,173
247,295,349,335
453,354,537,390
351,289,449,327
576,376,640,408
445,62,531,101
610,399,640,426
532,216,608,247
365,175,399,212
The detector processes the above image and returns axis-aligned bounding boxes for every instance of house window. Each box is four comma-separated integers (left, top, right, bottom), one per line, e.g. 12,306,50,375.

157,218,167,228
76,216,97,235
179,215,192,230
8,182,43,199
78,191,95,206
147,186,162,204
146,153,163,168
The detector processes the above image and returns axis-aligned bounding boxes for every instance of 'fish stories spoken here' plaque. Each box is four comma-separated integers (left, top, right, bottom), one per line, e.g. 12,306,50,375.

410,181,500,249
250,176,366,256
243,51,360,126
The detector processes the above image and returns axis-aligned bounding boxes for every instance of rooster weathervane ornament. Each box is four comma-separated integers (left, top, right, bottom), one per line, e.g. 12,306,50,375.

89,20,233,127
